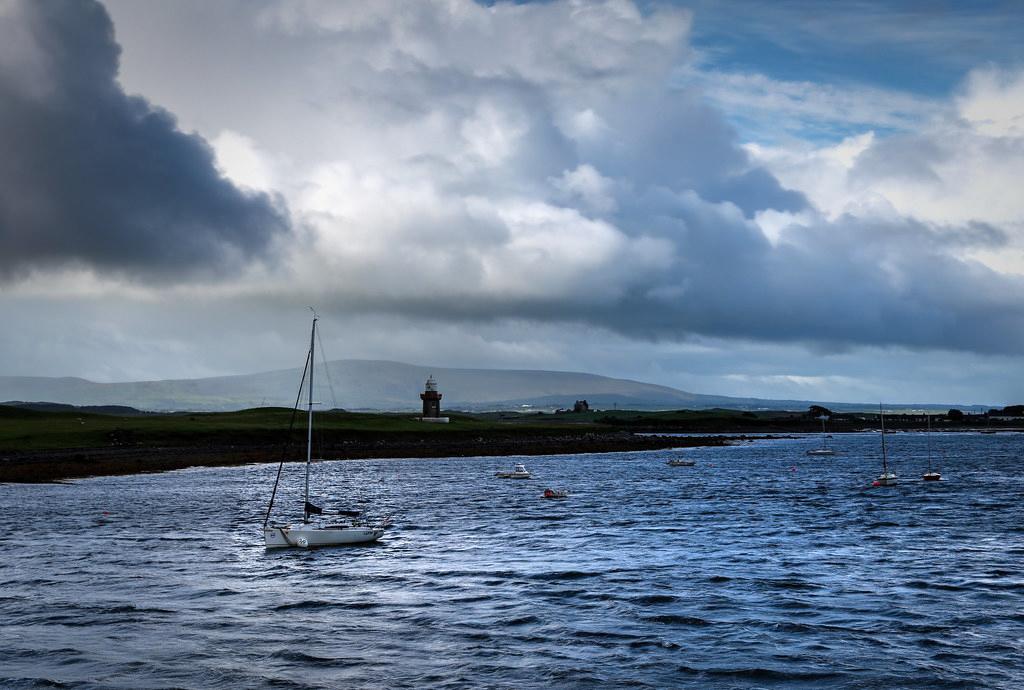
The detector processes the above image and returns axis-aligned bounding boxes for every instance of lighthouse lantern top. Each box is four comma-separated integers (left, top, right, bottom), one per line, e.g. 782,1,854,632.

424,375,438,392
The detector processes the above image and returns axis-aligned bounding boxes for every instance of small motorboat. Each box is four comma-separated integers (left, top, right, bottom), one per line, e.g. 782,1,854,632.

495,463,531,479
666,458,695,467
542,488,569,499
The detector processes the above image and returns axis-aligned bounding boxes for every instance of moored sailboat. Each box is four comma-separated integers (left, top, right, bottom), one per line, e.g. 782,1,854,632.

263,312,387,548
806,415,836,456
874,404,897,486
922,414,941,481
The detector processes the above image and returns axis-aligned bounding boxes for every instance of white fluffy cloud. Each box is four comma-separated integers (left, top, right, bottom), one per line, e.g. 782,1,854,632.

750,66,1024,274
958,68,1024,138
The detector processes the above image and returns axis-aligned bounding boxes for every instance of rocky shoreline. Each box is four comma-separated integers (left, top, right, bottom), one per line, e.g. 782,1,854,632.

0,431,736,483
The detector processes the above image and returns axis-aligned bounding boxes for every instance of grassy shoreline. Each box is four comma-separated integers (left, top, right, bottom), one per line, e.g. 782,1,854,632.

0,432,734,483
0,406,743,482
4,404,1016,483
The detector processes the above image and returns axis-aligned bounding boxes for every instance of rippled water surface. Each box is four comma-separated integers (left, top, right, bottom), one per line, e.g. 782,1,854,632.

2,432,1023,688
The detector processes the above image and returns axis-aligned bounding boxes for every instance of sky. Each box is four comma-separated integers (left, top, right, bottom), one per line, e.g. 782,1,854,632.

1,0,1022,406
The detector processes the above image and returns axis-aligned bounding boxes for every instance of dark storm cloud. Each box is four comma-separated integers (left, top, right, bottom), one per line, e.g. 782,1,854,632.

658,212,1023,354
315,198,1024,356
0,0,289,280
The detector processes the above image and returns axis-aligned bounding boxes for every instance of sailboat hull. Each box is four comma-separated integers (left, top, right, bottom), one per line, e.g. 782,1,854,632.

805,449,835,456
264,526,384,548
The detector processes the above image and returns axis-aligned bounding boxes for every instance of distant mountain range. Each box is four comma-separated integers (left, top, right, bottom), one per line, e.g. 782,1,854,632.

0,360,985,413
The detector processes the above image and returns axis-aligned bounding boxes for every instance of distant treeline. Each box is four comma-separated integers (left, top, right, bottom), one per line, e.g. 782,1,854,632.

591,405,1024,432
809,404,1023,419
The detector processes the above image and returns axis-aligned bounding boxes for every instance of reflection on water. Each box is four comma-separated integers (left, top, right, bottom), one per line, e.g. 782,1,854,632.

2,432,1022,688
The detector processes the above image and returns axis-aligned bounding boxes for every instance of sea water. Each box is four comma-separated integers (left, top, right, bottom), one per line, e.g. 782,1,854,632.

1,432,1022,688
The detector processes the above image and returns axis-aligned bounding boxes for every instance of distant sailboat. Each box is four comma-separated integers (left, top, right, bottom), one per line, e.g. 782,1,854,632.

874,404,897,486
922,414,941,481
806,415,836,456
263,311,387,548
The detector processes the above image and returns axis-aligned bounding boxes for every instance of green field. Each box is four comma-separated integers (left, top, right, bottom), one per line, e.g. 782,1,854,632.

2,404,1001,454
0,405,780,452
0,406,606,452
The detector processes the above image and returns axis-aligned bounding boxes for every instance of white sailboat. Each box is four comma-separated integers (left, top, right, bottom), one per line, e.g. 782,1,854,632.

874,404,897,486
922,414,941,481
263,312,387,548
806,415,836,456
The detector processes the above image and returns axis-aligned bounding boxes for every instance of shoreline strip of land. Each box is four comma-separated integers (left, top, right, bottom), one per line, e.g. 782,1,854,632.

6,403,1018,483
0,431,742,483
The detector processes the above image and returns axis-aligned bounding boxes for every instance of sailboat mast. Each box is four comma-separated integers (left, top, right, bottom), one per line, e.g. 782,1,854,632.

880,403,889,474
926,413,933,471
305,314,317,522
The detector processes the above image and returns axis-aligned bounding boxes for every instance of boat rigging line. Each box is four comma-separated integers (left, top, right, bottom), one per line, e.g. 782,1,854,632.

262,345,312,530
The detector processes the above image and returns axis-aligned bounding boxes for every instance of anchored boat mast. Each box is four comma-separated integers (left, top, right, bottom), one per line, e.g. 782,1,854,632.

304,312,317,522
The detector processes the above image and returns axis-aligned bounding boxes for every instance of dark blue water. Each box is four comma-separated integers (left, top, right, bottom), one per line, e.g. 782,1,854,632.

2,432,1022,689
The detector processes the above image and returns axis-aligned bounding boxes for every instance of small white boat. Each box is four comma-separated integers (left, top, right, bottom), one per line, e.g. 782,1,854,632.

495,463,531,479
666,458,695,467
263,312,388,548
265,522,385,548
875,471,898,486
